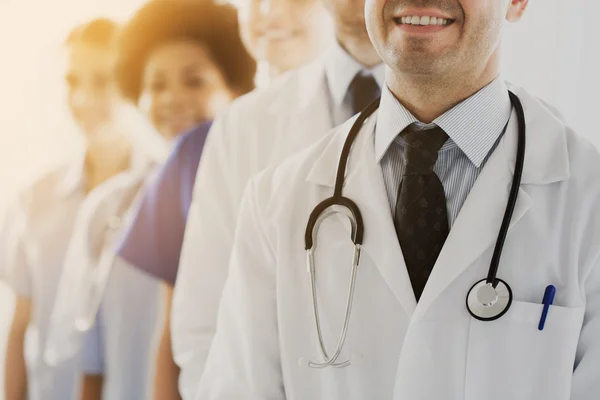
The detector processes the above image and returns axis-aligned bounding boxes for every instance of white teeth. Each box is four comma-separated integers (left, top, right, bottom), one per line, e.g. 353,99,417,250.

400,15,450,26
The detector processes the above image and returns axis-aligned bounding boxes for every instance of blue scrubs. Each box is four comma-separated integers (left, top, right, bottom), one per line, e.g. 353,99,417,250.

117,121,212,284
80,258,161,400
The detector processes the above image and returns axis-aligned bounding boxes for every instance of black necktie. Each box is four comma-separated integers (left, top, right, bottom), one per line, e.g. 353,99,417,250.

350,73,380,115
394,125,449,300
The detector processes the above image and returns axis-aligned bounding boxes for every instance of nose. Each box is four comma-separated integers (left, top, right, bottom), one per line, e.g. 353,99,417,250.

157,89,185,110
71,87,93,109
258,0,285,17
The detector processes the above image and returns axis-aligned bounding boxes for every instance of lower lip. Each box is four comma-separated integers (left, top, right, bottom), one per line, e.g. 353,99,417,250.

265,35,295,44
394,21,453,34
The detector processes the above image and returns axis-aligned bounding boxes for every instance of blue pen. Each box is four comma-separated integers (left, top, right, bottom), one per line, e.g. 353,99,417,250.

538,285,556,331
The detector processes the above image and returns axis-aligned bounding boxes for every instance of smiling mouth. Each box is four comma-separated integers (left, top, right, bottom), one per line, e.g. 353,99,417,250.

393,15,455,26
261,29,297,42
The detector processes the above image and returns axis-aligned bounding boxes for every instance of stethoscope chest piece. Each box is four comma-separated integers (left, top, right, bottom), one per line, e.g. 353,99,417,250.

467,279,513,321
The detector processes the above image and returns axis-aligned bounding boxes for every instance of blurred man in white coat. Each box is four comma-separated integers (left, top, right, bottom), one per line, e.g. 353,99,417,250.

171,0,385,397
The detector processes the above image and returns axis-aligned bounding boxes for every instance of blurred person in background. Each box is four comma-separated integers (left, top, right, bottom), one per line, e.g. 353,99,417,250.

0,18,132,400
44,1,256,400
169,0,385,393
115,0,332,398
238,0,335,83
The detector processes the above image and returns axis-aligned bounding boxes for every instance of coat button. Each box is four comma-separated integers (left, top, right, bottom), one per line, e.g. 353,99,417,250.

108,215,121,230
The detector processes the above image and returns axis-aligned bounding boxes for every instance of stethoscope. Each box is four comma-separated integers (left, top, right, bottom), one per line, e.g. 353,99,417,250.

304,90,526,369
44,179,142,367
44,214,125,367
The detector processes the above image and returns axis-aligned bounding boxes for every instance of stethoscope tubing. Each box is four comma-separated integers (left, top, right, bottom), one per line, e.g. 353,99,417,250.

303,90,526,367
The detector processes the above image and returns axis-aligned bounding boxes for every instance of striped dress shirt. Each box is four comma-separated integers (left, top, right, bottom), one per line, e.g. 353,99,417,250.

375,77,513,226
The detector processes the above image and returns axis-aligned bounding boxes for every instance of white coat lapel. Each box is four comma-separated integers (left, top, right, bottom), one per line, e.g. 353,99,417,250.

414,111,533,318
416,87,571,318
307,113,418,318
304,85,570,322
275,60,334,152
291,81,334,144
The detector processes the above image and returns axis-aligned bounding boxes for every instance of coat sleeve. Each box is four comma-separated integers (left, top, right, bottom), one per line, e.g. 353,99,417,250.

195,176,283,400
80,309,105,375
171,111,242,400
0,196,32,297
571,250,600,398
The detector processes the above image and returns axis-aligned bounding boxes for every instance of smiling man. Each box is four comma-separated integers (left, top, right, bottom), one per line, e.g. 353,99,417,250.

195,0,600,399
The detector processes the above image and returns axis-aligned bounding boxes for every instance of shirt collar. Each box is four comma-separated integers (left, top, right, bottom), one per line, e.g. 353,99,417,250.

55,137,166,199
375,76,512,167
55,104,170,198
324,40,385,107
55,144,87,197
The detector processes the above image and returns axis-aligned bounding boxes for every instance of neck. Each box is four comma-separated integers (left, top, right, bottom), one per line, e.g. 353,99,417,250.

336,26,381,68
269,65,284,79
387,56,500,123
85,141,131,192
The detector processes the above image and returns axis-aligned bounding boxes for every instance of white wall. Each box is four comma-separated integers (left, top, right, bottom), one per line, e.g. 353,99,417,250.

0,0,149,199
502,0,600,148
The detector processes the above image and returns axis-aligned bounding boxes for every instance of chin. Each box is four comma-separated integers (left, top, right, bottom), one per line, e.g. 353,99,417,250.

385,53,441,77
390,44,449,67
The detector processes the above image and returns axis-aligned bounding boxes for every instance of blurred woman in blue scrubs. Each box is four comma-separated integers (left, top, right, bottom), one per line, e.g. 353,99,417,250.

44,2,256,400
116,0,334,398
1,19,134,400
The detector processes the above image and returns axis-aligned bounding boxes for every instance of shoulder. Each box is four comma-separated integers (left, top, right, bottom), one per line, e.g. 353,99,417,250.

519,86,600,213
14,162,76,215
509,84,600,186
219,59,325,124
82,169,147,218
250,117,356,206
26,163,72,195
564,126,600,191
0,163,68,236
163,121,213,173
173,121,212,155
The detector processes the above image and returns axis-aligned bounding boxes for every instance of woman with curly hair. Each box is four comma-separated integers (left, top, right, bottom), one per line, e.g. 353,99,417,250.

115,0,335,398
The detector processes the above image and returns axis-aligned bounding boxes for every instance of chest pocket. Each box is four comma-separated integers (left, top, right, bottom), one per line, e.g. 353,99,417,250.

465,300,584,400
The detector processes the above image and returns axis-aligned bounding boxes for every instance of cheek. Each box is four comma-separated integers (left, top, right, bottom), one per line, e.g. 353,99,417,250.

461,0,495,15
67,87,86,113
239,12,264,58
462,4,503,50
205,90,233,117
138,92,158,123
94,93,114,112
461,0,504,29
301,3,333,35
240,25,257,53
68,90,113,120
190,87,233,120
67,92,79,115
364,0,384,39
